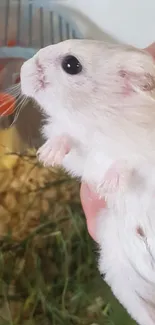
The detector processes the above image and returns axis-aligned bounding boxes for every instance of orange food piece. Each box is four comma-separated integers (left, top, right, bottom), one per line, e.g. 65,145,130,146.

7,40,17,47
0,92,16,116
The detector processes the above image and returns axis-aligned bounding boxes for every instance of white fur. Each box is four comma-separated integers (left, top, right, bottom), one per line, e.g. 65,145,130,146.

20,39,155,325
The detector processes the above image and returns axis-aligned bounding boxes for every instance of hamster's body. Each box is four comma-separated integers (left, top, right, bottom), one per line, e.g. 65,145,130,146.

20,39,155,325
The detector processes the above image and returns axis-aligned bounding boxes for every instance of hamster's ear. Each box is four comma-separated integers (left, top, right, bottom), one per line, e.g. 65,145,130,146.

145,42,155,59
119,69,155,95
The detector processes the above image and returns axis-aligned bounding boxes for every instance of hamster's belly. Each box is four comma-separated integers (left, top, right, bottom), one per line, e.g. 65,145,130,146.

62,146,112,185
83,151,113,187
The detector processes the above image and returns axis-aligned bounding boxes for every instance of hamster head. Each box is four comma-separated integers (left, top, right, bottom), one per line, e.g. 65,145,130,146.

20,39,155,162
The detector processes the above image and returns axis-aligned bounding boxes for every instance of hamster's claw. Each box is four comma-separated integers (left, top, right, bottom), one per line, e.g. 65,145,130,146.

37,136,71,167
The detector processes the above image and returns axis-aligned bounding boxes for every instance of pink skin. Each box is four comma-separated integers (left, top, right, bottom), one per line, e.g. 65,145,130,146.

80,182,106,241
80,42,155,242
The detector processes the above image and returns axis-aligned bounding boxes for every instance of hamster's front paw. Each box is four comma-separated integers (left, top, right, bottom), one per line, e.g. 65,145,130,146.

97,161,131,198
37,136,71,167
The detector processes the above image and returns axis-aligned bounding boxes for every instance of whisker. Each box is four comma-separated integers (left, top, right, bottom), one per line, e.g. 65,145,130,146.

10,97,28,127
12,96,27,115
1,92,25,104
8,83,20,89
7,90,21,97
5,84,20,92
7,89,21,97
4,84,18,90
14,94,25,103
0,92,20,102
4,84,21,97
0,103,15,118
0,79,29,120
0,89,20,99
0,93,27,119
15,96,27,112
0,97,16,113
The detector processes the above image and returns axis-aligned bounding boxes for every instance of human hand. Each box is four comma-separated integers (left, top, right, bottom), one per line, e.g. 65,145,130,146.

80,42,155,242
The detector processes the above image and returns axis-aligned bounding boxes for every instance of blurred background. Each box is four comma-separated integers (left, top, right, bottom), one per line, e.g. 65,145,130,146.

0,0,153,324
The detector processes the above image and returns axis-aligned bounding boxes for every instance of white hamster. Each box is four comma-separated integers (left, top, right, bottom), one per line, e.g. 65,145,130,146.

20,39,155,325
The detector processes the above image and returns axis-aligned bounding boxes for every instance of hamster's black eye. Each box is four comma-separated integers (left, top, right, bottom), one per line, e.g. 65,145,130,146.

61,55,82,75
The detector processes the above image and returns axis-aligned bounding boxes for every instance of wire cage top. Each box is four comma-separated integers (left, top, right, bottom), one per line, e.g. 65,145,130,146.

0,0,83,60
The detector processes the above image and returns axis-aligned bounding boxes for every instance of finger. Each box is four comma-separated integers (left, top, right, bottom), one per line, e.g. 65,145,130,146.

80,182,106,241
